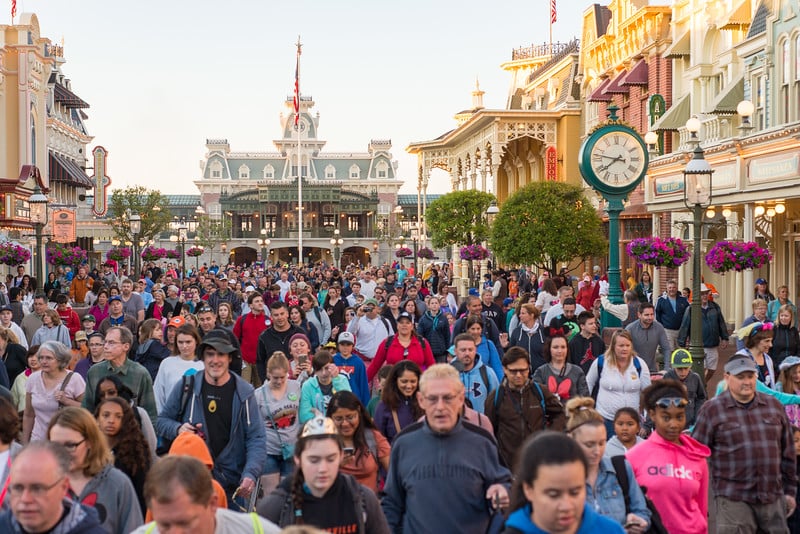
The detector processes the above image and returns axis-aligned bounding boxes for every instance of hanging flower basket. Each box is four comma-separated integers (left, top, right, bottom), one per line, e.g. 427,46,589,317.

460,244,489,261
625,237,690,269
106,246,132,262
0,242,31,266
186,246,204,257
165,249,181,260
46,244,87,267
417,247,435,259
141,246,167,262
395,247,413,258
705,241,772,274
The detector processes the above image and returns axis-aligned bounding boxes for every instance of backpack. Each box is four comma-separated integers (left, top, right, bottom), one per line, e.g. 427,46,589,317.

490,382,547,430
610,455,669,534
156,372,196,455
590,355,642,400
383,333,429,354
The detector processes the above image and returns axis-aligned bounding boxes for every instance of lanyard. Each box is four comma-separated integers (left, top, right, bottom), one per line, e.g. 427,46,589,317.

0,454,12,507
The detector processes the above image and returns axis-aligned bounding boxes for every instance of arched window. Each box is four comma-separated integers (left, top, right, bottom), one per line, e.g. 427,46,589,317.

376,160,389,178
210,160,223,179
263,164,275,179
238,164,250,180
349,164,360,179
325,164,336,179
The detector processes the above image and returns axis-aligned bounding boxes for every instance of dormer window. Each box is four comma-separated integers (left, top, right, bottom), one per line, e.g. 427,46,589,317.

376,161,388,178
210,161,223,179
263,164,275,179
238,165,250,180
349,164,360,179
325,164,336,179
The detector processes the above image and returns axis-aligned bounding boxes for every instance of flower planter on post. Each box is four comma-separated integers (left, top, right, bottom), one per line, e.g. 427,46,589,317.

0,242,32,268
625,237,690,269
395,247,413,259
106,247,132,263
141,246,167,263
460,245,489,288
705,241,772,274
46,244,88,269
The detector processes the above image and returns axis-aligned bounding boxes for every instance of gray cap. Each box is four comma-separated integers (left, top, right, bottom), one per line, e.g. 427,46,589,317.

198,334,235,356
724,355,757,376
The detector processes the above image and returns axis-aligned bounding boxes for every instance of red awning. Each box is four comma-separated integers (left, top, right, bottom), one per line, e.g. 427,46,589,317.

588,79,612,102
621,60,649,86
49,151,93,188
602,74,629,95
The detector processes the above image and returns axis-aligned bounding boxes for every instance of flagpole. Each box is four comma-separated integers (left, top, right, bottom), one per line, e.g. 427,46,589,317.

549,0,555,52
295,36,303,266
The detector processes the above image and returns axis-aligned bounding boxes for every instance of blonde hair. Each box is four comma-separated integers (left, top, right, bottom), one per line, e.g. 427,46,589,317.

267,351,290,374
604,329,634,369
419,363,464,395
565,397,604,433
43,309,62,327
752,299,768,311
778,304,796,325
0,326,19,345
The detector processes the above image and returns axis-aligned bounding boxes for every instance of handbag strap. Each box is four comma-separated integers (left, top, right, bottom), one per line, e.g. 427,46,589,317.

391,409,402,435
260,386,284,447
60,371,74,392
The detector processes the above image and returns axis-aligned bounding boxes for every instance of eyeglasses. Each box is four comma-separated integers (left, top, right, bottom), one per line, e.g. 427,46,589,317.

9,477,65,498
506,367,530,375
331,413,359,424
423,394,459,405
104,340,123,346
655,397,689,409
52,439,85,452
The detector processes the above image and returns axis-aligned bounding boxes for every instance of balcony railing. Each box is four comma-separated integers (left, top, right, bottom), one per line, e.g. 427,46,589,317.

229,227,374,240
676,115,735,151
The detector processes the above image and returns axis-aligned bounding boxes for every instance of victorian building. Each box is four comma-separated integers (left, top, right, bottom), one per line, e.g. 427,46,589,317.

194,94,403,267
0,13,94,279
645,0,800,327
578,0,673,280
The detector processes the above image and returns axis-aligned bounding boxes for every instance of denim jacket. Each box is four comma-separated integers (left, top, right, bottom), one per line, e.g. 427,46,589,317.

586,456,651,527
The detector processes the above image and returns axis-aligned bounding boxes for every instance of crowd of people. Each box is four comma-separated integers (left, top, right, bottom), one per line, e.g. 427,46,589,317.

0,259,798,533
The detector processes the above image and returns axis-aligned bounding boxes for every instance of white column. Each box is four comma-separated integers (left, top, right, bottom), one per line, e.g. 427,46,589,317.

739,203,755,329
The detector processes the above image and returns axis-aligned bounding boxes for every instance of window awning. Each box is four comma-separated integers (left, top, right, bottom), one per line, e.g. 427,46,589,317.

49,151,93,188
602,73,629,95
621,60,649,86
707,73,745,115
664,29,690,58
54,83,89,109
650,94,691,131
721,0,751,30
588,79,613,102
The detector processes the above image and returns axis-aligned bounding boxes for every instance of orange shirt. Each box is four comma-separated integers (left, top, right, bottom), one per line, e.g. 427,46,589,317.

339,428,391,492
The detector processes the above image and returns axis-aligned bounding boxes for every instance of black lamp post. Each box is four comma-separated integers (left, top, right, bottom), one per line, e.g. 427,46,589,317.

258,229,271,268
129,213,141,279
28,186,48,284
682,117,714,383
410,223,419,274
330,228,343,269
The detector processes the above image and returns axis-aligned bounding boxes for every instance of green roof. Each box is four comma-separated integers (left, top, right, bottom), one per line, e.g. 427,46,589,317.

397,194,442,206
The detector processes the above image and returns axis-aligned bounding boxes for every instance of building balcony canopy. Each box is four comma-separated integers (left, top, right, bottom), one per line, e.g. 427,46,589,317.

707,73,745,115
620,60,649,86
664,29,690,58
588,79,613,102
49,151,93,188
650,94,690,131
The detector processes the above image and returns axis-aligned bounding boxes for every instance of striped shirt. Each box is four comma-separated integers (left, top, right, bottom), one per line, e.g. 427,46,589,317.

692,390,797,504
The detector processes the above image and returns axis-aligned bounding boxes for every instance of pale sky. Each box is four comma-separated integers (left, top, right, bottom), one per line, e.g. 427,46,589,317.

21,0,605,196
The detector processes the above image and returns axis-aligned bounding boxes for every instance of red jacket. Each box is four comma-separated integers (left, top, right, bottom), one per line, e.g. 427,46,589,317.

233,311,270,364
367,334,435,381
57,307,81,340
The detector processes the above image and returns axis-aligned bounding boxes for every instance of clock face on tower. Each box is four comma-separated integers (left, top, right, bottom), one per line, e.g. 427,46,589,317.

579,124,648,195
293,120,307,132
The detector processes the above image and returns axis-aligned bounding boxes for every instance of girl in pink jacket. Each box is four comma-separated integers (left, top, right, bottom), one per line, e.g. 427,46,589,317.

626,380,710,534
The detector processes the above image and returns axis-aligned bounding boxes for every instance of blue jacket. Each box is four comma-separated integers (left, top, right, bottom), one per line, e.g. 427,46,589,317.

0,499,106,534
417,310,451,357
298,375,352,423
677,301,729,348
503,503,625,533
476,335,505,381
655,293,690,330
333,352,370,407
587,456,651,527
454,356,499,414
156,372,266,489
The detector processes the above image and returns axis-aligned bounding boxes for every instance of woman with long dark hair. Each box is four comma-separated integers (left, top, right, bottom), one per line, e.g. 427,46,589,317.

373,360,424,443
258,414,390,532
532,334,590,404
94,396,152,514
504,431,624,533
326,391,390,493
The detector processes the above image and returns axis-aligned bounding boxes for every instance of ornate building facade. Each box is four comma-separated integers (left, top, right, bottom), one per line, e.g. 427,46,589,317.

646,0,800,327
194,94,403,266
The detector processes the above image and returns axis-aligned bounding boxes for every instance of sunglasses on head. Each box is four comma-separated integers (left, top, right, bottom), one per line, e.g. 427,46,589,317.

655,397,688,409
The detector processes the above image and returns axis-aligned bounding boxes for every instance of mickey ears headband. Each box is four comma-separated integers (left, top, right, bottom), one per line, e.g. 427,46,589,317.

736,321,774,340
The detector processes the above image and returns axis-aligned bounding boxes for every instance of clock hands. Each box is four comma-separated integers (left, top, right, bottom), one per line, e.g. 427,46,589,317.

597,154,626,172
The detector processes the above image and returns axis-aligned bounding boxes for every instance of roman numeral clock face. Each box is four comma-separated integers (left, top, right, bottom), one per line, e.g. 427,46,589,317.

589,131,645,188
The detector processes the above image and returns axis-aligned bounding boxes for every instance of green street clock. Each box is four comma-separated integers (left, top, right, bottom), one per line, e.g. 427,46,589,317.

579,108,649,196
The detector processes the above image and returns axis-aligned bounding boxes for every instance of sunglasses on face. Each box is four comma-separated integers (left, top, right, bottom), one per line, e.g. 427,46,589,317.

655,397,688,409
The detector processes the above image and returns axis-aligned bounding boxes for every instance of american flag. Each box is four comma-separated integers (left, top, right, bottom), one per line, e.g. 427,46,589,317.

293,41,301,126
11,0,16,19
550,0,557,23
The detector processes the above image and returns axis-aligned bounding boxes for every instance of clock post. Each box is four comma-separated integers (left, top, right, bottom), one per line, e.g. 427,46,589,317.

578,105,649,329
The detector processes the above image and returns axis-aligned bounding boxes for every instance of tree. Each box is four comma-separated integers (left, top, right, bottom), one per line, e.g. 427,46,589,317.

490,182,606,274
108,186,172,243
194,215,232,262
426,190,496,248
